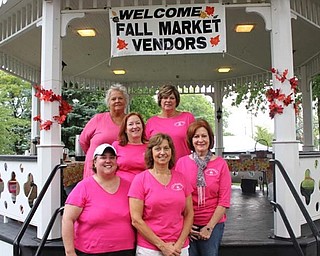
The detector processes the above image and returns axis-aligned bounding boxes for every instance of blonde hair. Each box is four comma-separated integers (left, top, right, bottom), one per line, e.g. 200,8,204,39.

105,83,129,107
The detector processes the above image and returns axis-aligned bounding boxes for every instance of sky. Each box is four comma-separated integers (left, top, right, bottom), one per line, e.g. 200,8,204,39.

223,98,274,137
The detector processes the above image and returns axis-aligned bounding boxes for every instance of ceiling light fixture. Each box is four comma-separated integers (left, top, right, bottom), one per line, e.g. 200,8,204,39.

113,69,126,75
77,29,96,37
218,67,231,73
235,24,255,33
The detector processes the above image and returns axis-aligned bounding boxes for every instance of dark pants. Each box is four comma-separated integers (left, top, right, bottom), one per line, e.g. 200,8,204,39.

75,249,135,256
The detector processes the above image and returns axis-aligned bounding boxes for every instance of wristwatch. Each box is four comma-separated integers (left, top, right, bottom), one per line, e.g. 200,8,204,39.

206,227,213,232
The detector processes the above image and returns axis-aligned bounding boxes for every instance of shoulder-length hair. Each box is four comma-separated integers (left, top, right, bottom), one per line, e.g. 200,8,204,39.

157,84,180,107
186,119,215,152
145,133,175,170
118,112,147,146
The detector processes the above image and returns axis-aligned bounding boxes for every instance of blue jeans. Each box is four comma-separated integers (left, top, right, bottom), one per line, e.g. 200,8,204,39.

189,222,225,256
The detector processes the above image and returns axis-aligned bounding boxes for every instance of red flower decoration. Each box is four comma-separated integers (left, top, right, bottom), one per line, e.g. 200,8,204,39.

33,86,72,130
267,68,299,119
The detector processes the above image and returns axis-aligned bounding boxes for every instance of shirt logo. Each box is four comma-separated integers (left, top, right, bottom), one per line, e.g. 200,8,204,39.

171,183,184,191
205,168,219,176
174,121,186,127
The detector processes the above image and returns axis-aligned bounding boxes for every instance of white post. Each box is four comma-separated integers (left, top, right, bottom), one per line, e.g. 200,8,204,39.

37,0,63,239
214,84,224,156
30,83,40,155
300,66,314,151
270,0,301,238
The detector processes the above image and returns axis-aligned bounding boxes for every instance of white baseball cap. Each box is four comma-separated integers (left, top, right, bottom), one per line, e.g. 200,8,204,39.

93,143,117,158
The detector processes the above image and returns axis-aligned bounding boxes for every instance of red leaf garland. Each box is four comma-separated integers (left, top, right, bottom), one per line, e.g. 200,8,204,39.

33,86,72,130
266,68,299,119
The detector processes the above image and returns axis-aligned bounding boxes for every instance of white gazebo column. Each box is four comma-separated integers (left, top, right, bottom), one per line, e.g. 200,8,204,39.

30,83,40,155
300,66,314,151
37,0,63,239
270,0,301,238
214,84,224,156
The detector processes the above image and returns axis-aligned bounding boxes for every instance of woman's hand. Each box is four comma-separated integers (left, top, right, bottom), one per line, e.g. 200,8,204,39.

189,225,200,241
199,226,213,240
65,252,77,256
159,242,181,256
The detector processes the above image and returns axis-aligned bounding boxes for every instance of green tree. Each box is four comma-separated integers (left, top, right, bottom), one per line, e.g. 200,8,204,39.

312,74,320,148
62,88,106,154
179,94,215,127
0,107,13,154
254,125,273,147
0,71,31,154
130,95,159,121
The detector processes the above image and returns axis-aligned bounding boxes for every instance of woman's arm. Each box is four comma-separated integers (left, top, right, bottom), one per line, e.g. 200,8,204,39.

129,198,179,256
200,160,231,239
62,204,83,256
79,115,99,154
200,205,226,238
174,195,194,251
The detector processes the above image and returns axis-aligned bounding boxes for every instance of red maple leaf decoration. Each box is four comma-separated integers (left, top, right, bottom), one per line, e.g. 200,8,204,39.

210,35,220,46
33,85,73,130
283,94,293,106
269,102,284,119
33,115,42,122
40,120,53,131
53,115,66,124
205,6,215,16
267,68,299,118
117,38,128,50
289,77,298,93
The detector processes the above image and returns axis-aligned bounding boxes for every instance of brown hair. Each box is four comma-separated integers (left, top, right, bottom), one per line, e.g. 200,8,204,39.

118,112,147,146
186,119,215,152
144,133,175,170
157,84,180,107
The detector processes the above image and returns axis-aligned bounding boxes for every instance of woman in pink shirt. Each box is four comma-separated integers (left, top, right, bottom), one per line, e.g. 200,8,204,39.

145,85,195,161
62,143,135,256
129,133,194,256
112,112,148,182
175,119,231,256
79,83,129,178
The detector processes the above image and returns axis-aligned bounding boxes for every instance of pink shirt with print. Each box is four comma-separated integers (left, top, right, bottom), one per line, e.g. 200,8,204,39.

175,155,231,225
128,170,192,251
145,112,195,161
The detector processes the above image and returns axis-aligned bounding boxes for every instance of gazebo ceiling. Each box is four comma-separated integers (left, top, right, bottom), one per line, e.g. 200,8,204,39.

0,1,320,85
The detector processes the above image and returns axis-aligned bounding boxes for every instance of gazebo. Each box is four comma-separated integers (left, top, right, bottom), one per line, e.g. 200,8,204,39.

1,0,320,250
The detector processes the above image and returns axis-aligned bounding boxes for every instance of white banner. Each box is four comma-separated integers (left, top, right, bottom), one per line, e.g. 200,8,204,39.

109,4,226,57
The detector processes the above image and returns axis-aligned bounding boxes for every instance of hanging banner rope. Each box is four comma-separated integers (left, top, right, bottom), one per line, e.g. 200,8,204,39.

109,4,226,57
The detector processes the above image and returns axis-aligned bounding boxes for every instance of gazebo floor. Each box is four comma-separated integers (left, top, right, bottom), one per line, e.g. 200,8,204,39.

0,185,318,256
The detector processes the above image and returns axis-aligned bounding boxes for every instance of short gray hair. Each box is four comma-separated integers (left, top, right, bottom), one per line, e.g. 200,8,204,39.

105,83,129,107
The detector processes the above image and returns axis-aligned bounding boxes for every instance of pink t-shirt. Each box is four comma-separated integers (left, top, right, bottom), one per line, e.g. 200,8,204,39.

175,156,231,226
66,176,135,254
79,112,120,178
112,141,147,182
128,170,192,251
145,112,195,161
